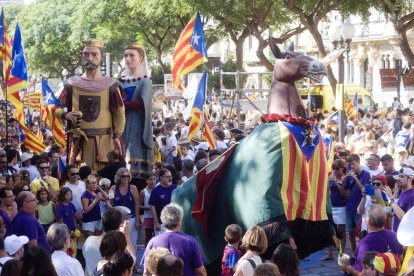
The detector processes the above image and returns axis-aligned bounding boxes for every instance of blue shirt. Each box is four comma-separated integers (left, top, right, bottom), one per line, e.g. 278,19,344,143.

12,211,51,254
0,210,12,237
56,202,77,231
148,184,177,222
81,191,101,222
344,170,370,212
329,179,346,207
114,184,136,216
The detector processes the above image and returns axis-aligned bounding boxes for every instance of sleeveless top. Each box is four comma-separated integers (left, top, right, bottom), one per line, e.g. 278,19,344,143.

143,188,152,218
114,184,135,217
37,202,55,225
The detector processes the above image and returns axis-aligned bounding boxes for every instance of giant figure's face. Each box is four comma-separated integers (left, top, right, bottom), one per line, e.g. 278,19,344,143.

81,46,102,70
124,49,142,70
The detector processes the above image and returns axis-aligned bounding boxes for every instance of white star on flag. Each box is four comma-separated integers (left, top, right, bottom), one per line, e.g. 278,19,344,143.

44,91,52,104
193,33,200,45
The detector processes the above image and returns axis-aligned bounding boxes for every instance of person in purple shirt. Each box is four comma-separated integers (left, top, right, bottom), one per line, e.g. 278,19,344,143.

11,191,51,253
149,169,177,233
381,154,399,176
339,204,403,275
344,154,371,257
142,203,207,276
55,187,77,231
0,187,15,237
385,166,414,232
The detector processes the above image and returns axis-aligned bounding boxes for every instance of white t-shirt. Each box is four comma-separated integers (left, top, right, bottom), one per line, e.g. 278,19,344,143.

51,250,84,276
83,236,102,276
236,254,264,276
64,181,86,214
166,134,178,157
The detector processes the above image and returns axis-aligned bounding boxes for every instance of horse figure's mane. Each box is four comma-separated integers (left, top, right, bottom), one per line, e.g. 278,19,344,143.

267,39,326,118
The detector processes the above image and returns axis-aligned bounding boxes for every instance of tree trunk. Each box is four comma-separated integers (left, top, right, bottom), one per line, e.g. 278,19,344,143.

156,50,167,74
235,39,245,71
255,35,273,71
397,30,414,66
307,24,338,91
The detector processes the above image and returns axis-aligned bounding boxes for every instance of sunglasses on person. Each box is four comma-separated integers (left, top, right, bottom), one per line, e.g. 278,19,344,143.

120,175,130,178
70,173,79,176
39,166,50,170
372,181,382,187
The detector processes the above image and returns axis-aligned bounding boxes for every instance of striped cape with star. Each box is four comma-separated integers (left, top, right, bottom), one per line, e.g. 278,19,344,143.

172,12,208,90
173,120,330,263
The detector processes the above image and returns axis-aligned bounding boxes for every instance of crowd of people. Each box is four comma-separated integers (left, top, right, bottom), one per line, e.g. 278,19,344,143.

0,35,413,276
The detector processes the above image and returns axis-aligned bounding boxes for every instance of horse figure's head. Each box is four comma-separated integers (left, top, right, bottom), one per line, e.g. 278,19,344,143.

269,38,326,83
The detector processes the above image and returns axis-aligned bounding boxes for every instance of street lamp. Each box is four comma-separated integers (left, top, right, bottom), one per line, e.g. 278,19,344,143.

329,18,355,143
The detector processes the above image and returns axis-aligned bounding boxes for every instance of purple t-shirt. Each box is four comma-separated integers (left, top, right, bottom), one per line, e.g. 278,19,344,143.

344,170,370,212
393,188,414,232
148,184,177,222
0,210,12,237
56,202,77,231
12,211,51,254
353,229,403,272
142,231,205,276
329,179,346,207
81,191,101,223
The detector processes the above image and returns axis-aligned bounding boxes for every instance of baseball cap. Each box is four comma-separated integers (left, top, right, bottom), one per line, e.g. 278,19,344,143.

4,234,29,255
195,142,210,152
371,174,387,186
19,152,33,163
99,178,111,189
393,167,414,180
373,252,401,275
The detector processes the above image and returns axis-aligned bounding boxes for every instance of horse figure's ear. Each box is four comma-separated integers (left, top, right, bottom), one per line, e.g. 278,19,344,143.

269,37,283,59
287,41,294,52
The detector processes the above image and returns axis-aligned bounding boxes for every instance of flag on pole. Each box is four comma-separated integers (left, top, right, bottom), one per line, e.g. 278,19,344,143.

41,78,66,149
172,12,208,90
322,48,345,66
345,93,358,115
0,7,12,82
18,124,46,154
7,23,27,124
187,71,216,149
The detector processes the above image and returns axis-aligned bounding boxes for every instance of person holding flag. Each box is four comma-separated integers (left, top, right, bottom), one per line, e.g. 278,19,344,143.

56,40,125,170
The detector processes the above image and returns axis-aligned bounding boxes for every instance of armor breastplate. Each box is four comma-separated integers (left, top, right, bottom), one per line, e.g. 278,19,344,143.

72,86,112,135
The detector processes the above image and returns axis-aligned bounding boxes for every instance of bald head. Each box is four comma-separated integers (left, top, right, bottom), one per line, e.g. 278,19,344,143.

367,204,386,229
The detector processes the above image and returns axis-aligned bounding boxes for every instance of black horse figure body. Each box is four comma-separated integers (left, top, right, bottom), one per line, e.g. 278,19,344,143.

172,39,333,275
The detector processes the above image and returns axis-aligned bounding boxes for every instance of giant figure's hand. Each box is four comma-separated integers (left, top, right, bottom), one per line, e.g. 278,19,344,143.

65,111,80,124
113,137,124,159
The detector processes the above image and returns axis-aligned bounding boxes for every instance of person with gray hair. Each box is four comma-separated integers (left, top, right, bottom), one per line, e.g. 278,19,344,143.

339,204,403,275
47,223,84,276
142,203,207,276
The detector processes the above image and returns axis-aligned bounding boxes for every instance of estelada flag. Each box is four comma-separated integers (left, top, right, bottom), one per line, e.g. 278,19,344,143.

172,12,207,90
41,78,66,149
191,144,237,235
18,123,46,154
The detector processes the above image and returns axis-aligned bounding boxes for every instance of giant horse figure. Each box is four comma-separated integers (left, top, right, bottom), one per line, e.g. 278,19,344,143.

172,39,334,274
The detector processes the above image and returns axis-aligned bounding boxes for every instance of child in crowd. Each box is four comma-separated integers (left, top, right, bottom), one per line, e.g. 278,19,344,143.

221,224,242,276
36,187,55,233
81,175,108,237
140,173,157,247
56,187,77,232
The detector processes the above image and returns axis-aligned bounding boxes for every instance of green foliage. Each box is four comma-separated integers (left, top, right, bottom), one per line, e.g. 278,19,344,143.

151,64,171,85
221,58,237,89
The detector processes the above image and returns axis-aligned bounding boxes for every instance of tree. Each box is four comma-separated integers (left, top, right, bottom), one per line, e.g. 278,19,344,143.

374,0,414,66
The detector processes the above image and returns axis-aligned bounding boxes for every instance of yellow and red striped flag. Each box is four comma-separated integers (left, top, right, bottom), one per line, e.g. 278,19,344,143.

41,78,66,149
36,128,44,143
23,92,41,110
7,23,27,125
172,12,208,90
19,123,46,154
202,107,216,149
187,71,216,149
1,10,25,124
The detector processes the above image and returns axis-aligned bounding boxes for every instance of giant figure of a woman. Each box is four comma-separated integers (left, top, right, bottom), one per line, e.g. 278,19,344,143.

120,44,153,185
